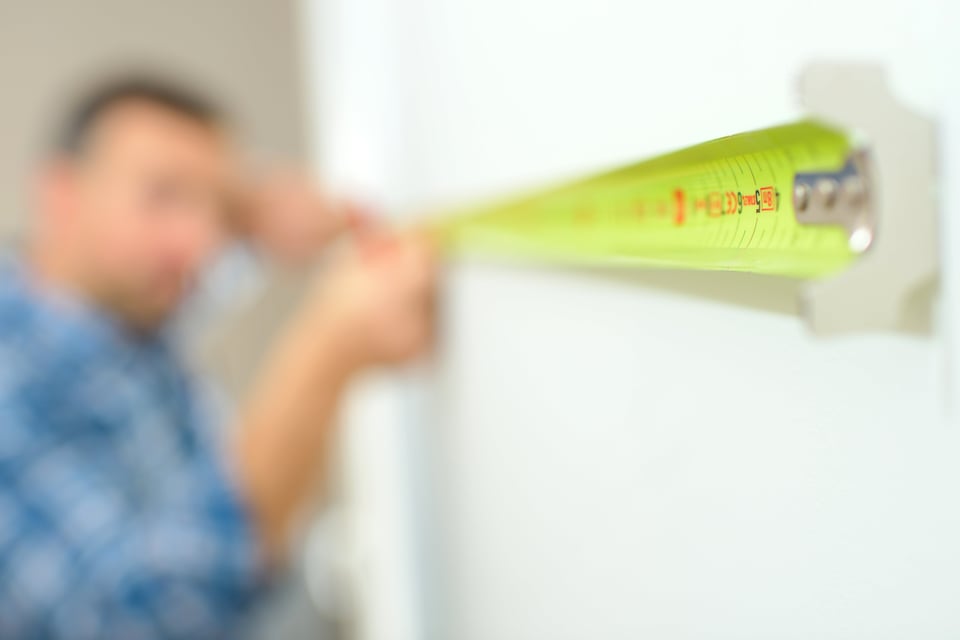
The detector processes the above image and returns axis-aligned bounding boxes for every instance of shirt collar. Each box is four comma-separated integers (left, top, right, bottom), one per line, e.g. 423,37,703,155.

0,255,174,357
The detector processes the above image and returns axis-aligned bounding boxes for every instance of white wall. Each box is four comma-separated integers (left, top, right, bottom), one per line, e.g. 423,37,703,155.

305,1,960,638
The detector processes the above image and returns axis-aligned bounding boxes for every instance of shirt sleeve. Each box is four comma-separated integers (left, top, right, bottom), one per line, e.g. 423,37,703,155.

0,400,267,640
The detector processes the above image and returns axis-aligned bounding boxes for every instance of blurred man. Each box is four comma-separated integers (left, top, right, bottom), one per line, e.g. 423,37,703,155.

0,78,435,639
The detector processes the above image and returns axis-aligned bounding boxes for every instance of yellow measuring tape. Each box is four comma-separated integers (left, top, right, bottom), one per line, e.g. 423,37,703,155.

429,120,870,279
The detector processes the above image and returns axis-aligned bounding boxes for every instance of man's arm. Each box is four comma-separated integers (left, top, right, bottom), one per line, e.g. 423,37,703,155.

232,232,435,560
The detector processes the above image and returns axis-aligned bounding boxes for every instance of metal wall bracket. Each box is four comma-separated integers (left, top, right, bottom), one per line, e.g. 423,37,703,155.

799,63,938,334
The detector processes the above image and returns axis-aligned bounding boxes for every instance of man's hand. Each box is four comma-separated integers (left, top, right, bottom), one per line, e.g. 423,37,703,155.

308,231,436,370
235,229,437,560
233,169,365,264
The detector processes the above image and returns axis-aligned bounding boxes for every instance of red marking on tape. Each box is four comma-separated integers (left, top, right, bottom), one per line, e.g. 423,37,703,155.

760,186,775,212
725,191,737,214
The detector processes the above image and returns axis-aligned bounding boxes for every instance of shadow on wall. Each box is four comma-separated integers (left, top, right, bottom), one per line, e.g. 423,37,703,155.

462,257,937,336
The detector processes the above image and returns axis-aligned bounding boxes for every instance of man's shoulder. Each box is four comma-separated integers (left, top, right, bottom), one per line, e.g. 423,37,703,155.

0,266,64,360
0,261,113,399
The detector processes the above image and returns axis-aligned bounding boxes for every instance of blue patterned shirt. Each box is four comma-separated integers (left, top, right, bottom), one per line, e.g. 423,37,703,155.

0,262,265,639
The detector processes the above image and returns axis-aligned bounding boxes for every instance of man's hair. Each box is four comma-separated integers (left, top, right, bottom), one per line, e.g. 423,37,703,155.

54,75,224,156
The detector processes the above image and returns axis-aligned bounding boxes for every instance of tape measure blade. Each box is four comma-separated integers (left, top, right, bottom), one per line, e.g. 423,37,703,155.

432,120,860,278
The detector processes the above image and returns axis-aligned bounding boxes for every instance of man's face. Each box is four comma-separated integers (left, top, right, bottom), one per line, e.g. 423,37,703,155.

43,100,232,331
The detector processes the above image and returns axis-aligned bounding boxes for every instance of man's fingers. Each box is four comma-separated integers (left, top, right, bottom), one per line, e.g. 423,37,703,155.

342,200,379,232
